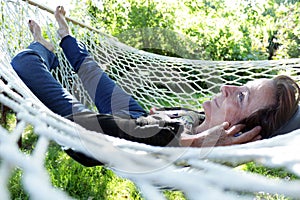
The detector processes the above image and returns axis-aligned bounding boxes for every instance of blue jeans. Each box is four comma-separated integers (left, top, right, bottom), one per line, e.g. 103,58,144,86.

11,36,147,118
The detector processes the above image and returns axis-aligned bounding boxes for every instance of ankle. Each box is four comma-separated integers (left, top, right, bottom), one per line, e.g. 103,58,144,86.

57,29,70,39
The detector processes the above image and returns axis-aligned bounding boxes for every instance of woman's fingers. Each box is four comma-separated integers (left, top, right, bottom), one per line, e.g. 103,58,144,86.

226,124,245,136
233,126,262,144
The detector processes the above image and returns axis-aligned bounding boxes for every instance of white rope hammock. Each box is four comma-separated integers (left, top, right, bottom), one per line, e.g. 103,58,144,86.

0,0,300,199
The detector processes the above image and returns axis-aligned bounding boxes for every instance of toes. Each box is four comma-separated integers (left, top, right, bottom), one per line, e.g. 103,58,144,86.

59,6,66,13
28,20,41,36
55,6,66,16
56,6,61,13
28,19,37,27
28,19,34,27
28,20,34,32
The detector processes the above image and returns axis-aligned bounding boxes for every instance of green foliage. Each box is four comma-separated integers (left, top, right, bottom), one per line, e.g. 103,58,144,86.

45,143,143,199
242,161,298,180
71,0,300,61
8,169,29,200
0,110,16,131
163,190,186,200
238,162,299,200
7,131,143,199
6,125,182,199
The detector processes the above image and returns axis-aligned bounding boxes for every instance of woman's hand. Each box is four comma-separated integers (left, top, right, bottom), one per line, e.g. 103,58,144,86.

180,122,262,147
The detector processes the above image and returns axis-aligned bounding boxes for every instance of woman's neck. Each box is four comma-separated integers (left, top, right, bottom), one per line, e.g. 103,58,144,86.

193,120,210,134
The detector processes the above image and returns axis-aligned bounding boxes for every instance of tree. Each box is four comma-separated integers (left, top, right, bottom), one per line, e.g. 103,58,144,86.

69,0,300,60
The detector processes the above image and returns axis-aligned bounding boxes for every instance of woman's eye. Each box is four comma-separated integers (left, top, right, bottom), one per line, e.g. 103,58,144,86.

238,92,245,102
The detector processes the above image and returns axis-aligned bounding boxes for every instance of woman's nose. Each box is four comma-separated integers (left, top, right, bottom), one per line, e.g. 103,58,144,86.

220,85,238,97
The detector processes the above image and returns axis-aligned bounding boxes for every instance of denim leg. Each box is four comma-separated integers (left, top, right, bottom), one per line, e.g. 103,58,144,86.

60,35,147,118
27,42,59,71
11,42,90,117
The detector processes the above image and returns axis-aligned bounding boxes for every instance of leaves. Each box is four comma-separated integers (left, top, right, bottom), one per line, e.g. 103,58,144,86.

72,0,300,61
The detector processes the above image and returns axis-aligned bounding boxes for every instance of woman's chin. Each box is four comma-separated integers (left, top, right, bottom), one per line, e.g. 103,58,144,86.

202,101,211,126
202,101,211,116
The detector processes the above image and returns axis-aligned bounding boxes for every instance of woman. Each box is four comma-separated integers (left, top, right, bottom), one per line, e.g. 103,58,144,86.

11,6,300,150
181,75,300,147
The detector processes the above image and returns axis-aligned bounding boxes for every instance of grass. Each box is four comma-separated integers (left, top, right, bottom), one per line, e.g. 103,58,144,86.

240,162,298,180
237,162,299,200
7,127,144,200
4,118,183,200
1,112,299,199
46,142,143,200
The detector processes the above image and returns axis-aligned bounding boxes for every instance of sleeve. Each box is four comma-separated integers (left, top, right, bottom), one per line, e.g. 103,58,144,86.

66,111,183,147
63,112,183,167
150,107,204,129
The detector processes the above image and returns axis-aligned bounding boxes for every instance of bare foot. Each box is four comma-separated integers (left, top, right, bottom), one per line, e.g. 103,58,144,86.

28,20,54,51
54,6,70,39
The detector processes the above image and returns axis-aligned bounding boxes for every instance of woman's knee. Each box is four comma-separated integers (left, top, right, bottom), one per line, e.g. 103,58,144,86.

11,49,46,76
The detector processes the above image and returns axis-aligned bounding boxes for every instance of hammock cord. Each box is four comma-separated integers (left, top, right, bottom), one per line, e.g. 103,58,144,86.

0,0,300,199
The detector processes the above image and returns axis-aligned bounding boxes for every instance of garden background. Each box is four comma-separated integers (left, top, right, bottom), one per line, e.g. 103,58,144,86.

7,0,300,199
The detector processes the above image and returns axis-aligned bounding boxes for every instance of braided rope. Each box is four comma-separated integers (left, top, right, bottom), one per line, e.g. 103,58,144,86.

0,0,300,199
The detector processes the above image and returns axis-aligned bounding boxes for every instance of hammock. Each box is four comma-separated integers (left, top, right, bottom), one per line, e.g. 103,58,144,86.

0,0,300,199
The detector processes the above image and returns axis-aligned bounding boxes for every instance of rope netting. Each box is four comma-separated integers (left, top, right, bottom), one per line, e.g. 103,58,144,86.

0,0,300,199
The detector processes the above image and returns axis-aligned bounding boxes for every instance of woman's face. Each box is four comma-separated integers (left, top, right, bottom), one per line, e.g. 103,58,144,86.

202,79,276,128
